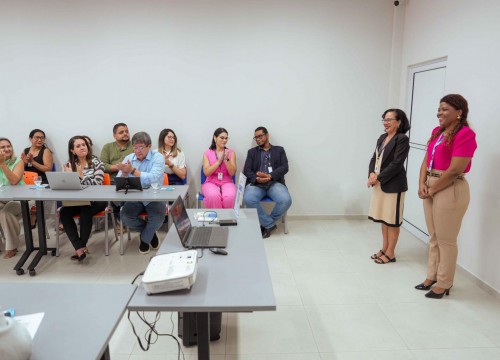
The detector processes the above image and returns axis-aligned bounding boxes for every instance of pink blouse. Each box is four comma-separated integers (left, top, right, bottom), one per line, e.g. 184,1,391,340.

426,126,477,173
204,148,234,185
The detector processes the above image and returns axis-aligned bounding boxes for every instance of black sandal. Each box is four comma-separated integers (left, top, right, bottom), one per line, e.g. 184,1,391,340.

374,254,396,264
370,250,385,260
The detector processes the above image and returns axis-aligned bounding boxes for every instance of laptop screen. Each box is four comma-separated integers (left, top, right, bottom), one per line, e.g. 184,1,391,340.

170,196,192,244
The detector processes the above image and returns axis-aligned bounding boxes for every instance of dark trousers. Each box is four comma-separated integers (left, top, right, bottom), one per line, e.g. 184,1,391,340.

60,202,107,250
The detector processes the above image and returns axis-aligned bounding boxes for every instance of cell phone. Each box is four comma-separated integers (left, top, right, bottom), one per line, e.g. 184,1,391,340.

219,219,237,226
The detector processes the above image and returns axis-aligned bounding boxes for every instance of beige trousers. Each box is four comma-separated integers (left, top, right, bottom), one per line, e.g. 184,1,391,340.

423,176,470,289
0,201,22,251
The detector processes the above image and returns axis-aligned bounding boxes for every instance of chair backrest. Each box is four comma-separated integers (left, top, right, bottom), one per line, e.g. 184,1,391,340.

182,171,187,185
163,173,169,185
200,165,235,184
24,171,39,185
51,163,56,171
103,173,111,185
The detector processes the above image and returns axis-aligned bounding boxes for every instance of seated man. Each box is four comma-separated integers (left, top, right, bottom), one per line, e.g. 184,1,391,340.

243,126,292,238
117,132,165,254
100,123,133,234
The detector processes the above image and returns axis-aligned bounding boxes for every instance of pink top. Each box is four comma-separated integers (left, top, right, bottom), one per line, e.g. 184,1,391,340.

204,148,234,185
426,126,477,173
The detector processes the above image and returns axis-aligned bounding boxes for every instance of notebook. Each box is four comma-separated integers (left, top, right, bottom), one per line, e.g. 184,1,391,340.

170,196,228,249
46,172,89,190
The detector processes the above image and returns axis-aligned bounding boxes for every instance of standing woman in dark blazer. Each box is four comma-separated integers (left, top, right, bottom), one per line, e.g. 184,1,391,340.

367,109,410,264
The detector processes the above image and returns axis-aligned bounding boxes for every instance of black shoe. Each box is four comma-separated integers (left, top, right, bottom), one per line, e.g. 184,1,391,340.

71,253,87,262
139,241,150,255
262,225,277,239
150,233,159,250
260,225,266,236
425,286,452,299
415,280,437,291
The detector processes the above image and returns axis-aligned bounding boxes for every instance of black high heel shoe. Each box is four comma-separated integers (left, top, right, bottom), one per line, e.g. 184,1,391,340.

425,286,452,299
414,280,437,291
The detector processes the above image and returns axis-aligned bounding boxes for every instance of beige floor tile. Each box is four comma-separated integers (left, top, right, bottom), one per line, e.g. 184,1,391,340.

226,306,317,354
305,304,407,352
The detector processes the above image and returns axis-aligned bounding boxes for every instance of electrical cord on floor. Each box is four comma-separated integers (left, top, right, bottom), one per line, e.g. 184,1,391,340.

128,311,185,359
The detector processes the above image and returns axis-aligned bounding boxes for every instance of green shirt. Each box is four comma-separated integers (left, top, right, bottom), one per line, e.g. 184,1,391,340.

0,157,25,186
100,141,133,182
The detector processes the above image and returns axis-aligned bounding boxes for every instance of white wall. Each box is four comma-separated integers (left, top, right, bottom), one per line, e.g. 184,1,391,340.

400,0,500,292
0,0,396,214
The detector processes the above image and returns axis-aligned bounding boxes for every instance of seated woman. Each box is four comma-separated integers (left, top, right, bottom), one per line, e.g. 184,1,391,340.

21,129,54,228
0,138,25,259
59,136,107,261
21,129,54,184
158,128,187,185
201,128,237,208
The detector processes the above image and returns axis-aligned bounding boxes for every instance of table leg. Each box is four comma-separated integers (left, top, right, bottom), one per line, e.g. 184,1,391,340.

13,201,35,274
27,201,56,275
196,312,210,360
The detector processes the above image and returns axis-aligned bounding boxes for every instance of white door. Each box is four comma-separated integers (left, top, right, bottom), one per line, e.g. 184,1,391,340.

403,59,447,242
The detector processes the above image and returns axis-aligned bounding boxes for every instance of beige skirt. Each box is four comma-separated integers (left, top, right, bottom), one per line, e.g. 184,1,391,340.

368,184,405,227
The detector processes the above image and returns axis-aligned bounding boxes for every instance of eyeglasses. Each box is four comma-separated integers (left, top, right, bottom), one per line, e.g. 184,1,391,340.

33,136,45,140
133,146,147,151
166,136,176,140
381,119,397,123
253,134,266,140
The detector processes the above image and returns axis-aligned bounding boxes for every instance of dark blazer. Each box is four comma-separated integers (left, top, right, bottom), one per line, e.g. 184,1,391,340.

243,145,288,186
368,133,409,193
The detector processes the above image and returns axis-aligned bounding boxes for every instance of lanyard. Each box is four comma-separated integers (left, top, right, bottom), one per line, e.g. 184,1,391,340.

374,136,392,174
427,133,445,172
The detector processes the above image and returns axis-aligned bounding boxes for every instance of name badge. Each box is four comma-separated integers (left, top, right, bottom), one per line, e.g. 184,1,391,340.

218,172,223,181
268,166,273,173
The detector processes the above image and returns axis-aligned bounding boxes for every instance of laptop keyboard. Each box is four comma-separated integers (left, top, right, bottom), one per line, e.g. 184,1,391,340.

190,227,212,246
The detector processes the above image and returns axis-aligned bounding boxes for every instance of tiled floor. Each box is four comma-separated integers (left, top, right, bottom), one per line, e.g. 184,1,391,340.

1,218,500,360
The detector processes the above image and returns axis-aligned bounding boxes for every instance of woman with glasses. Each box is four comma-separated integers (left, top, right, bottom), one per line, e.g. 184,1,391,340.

0,138,25,259
59,136,107,262
415,94,477,299
202,127,237,208
367,109,410,264
158,129,186,185
21,129,54,185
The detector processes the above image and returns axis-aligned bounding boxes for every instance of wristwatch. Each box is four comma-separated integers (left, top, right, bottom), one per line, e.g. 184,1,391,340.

168,164,174,169
131,168,136,175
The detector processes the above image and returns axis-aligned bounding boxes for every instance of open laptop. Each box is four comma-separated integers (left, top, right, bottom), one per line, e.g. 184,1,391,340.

170,196,228,249
46,172,89,190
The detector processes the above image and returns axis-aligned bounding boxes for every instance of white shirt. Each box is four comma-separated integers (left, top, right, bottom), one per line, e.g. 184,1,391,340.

162,149,186,174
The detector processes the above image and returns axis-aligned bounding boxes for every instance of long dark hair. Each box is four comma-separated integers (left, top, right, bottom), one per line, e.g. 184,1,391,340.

209,127,228,150
158,128,181,157
382,109,410,134
429,94,469,146
68,136,94,171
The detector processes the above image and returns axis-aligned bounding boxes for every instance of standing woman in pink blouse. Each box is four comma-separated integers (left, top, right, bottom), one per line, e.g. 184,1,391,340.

202,128,237,208
415,94,477,299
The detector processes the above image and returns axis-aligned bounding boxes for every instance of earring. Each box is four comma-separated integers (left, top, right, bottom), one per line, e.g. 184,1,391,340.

457,116,461,119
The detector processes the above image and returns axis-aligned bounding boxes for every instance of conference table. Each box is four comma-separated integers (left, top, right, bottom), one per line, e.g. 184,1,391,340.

4,184,189,276
128,208,276,360
0,283,136,360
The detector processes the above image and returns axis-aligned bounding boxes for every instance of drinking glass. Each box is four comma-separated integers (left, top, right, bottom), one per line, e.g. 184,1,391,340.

0,182,4,192
151,182,160,193
34,176,43,188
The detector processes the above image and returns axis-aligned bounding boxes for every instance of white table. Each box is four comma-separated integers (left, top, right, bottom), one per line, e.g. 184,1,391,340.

128,208,276,360
7,185,189,276
0,283,136,360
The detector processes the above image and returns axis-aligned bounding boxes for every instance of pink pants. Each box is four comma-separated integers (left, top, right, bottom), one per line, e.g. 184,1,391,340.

202,182,236,209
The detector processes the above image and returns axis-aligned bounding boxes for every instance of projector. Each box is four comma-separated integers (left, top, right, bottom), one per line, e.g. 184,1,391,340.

142,250,198,295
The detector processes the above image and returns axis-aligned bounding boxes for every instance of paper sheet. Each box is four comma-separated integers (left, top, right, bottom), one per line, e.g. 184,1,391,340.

15,312,45,339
